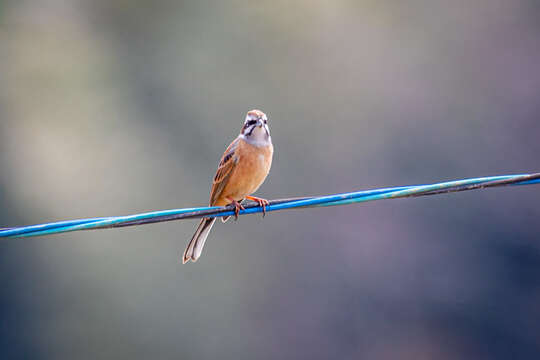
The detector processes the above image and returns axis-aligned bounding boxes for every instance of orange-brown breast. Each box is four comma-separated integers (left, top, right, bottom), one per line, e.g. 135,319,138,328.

211,138,273,206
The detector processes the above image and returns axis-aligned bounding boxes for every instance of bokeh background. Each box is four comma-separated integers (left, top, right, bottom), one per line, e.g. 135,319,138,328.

1,1,540,359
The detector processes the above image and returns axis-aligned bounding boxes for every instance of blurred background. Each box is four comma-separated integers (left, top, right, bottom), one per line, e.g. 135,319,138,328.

1,0,540,359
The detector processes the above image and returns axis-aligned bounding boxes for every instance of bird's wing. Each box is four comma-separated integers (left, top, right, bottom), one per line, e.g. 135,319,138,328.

209,137,240,205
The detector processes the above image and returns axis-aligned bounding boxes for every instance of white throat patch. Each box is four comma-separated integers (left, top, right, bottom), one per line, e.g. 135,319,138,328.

240,126,272,147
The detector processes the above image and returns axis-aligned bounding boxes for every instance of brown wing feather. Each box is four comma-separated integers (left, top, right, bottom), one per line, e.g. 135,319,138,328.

209,137,239,205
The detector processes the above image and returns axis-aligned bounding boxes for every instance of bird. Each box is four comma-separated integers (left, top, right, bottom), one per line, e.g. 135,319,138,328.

182,109,274,263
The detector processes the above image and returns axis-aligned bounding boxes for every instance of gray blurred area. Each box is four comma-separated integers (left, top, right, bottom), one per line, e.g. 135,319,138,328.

1,0,540,359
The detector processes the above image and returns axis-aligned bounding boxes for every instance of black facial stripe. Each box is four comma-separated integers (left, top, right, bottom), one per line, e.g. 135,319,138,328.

246,120,257,126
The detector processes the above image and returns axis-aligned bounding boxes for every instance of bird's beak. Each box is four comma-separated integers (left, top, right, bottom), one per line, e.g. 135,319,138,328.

257,119,264,127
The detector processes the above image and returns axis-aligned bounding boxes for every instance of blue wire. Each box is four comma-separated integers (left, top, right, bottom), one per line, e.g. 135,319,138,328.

1,173,538,238
0,217,112,237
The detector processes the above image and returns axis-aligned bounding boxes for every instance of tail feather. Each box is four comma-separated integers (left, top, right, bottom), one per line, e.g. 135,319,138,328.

182,218,216,264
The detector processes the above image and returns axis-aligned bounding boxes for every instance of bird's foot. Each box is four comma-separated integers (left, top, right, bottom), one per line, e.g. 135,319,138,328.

246,195,270,217
226,197,245,220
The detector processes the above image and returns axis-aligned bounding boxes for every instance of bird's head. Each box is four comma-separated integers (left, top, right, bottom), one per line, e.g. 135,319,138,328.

241,109,271,145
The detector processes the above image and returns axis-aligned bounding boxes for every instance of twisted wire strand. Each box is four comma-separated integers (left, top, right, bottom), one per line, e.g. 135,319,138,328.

1,173,539,238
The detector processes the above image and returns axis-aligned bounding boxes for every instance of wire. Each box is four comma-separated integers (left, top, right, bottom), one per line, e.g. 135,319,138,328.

1,173,539,238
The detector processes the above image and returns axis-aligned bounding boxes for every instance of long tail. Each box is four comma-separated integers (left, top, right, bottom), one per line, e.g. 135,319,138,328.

182,218,216,264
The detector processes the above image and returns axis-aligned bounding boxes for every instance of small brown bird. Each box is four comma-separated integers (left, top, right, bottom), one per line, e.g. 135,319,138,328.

182,110,273,263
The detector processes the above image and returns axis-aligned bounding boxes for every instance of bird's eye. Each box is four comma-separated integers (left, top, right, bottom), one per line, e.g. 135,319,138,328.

247,120,257,126
264,119,267,124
